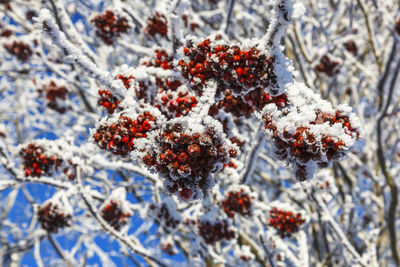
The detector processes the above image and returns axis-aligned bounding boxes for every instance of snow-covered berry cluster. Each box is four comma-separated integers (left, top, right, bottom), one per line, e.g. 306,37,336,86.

268,207,305,238
38,201,72,233
100,188,132,230
155,89,198,118
91,10,130,45
145,12,168,38
148,198,181,229
139,120,238,200
198,219,235,244
142,49,174,70
178,37,277,97
19,144,62,177
93,112,157,156
263,83,361,181
315,55,339,77
344,40,357,56
38,81,69,114
221,188,253,218
98,89,121,114
4,41,32,62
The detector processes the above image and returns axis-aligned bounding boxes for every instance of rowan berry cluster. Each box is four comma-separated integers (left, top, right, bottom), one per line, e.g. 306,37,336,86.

141,122,238,200
100,200,132,230
142,49,174,70
4,41,32,62
39,81,69,114
145,12,168,38
315,55,339,76
19,144,62,177
38,202,71,233
266,109,359,181
0,28,12,37
178,37,277,97
156,89,198,118
268,207,305,238
344,40,358,56
198,220,235,244
93,112,157,156
221,189,253,218
98,89,121,114
91,10,130,45
148,202,181,229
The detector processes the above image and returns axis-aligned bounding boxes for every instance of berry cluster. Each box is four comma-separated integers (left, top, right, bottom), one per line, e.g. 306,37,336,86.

198,220,235,244
98,89,121,114
0,29,12,37
149,202,181,229
19,144,62,177
91,10,130,45
116,74,135,89
141,123,237,200
211,88,288,118
143,49,174,70
39,81,69,114
145,12,168,38
4,41,32,62
315,55,339,77
268,207,305,238
156,90,198,118
100,200,132,230
266,110,359,181
93,112,157,156
178,38,277,97
344,40,357,56
221,189,253,218
38,202,71,233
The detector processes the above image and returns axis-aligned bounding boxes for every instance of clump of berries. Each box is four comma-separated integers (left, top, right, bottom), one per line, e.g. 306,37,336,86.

98,89,121,114
93,112,157,156
266,109,360,181
141,122,238,200
156,90,198,118
91,10,130,45
178,37,277,97
198,220,235,244
221,188,253,218
268,207,305,238
344,40,357,56
20,144,62,177
315,55,339,77
4,41,32,62
149,202,181,229
145,12,168,37
116,74,135,89
143,50,174,70
38,202,71,233
38,81,69,114
100,200,132,230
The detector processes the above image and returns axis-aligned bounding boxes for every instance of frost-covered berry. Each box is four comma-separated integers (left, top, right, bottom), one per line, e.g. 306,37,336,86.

98,89,121,114
19,144,62,177
268,207,305,238
221,188,253,218
198,220,235,244
0,28,12,37
38,81,69,114
93,112,157,156
315,55,339,76
91,10,130,45
178,37,277,97
4,41,32,62
38,202,72,233
145,12,168,38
